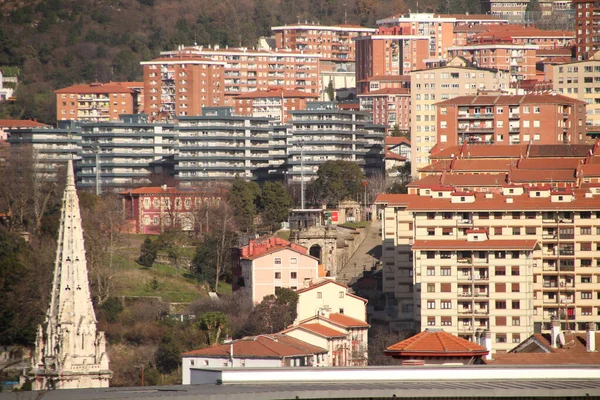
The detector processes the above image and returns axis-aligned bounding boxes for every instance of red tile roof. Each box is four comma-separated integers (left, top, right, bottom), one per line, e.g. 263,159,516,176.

385,137,411,146
517,158,582,170
295,279,368,303
326,313,370,328
0,119,50,128
294,323,347,338
242,245,315,261
386,151,407,161
182,334,327,358
431,144,526,159
412,239,538,250
510,169,575,183
437,94,585,106
385,330,488,358
55,83,135,94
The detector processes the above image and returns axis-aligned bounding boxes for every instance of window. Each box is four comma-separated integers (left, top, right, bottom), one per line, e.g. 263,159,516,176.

512,334,521,343
580,226,592,235
495,251,506,259
290,258,298,264
291,272,297,279
512,283,520,292
512,317,520,326
496,334,507,343
317,292,322,299
427,283,436,292
495,266,506,276
526,227,536,236
441,300,452,309
275,272,281,279
440,267,451,276
440,251,451,259
494,227,502,235
427,300,436,309
495,283,506,293
427,267,435,276
581,292,592,299
581,242,592,251
495,301,506,309
512,227,521,235
511,266,520,276
496,316,506,326
512,212,521,219
441,316,452,326
441,283,451,292
581,276,592,283
512,300,520,309
427,316,436,326
274,258,282,265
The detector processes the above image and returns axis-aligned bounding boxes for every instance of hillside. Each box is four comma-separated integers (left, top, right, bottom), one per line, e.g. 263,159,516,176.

0,0,475,124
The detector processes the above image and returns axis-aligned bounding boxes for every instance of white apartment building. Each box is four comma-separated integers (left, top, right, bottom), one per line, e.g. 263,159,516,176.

410,57,509,175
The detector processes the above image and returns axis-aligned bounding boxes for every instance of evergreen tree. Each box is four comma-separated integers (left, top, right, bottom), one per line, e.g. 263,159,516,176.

259,181,292,232
326,80,335,101
309,160,365,207
137,237,157,268
227,177,260,233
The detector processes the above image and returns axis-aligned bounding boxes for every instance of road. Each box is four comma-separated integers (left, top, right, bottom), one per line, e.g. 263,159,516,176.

337,220,382,286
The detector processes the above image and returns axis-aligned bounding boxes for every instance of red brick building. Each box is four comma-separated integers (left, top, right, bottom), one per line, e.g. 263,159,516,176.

436,94,586,151
574,0,600,60
55,82,136,122
358,88,411,129
120,186,227,234
233,88,318,123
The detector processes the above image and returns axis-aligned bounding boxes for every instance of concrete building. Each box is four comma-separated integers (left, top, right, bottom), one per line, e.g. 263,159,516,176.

181,334,328,385
287,102,386,183
435,94,587,151
55,83,136,122
553,51,600,138
29,160,111,389
0,119,50,140
120,186,227,234
272,24,376,63
358,88,411,129
77,114,177,191
233,88,318,123
574,0,600,60
354,28,429,94
453,25,575,50
174,107,272,183
410,57,509,175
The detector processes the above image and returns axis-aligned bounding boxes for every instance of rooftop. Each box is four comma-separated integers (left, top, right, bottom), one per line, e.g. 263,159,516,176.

385,329,488,357
55,83,135,94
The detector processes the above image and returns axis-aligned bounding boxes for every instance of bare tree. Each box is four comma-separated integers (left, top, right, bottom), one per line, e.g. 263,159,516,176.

368,324,411,365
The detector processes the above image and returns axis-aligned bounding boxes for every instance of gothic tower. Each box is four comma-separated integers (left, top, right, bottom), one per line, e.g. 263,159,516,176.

30,159,111,390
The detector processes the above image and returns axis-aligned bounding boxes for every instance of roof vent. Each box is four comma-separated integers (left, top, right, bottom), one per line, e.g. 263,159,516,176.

506,197,514,203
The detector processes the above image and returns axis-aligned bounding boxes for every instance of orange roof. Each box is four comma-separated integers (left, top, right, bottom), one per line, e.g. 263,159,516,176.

517,158,582,170
431,144,526,159
385,330,488,358
412,173,508,188
0,119,50,128
386,151,407,161
326,313,370,328
452,159,513,172
437,94,585,106
412,239,538,250
182,334,327,358
241,245,315,261
510,169,575,183
55,83,134,94
294,323,347,338
385,136,411,146
234,88,318,99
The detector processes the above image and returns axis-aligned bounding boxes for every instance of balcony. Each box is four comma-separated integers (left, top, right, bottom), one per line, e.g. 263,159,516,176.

457,113,494,119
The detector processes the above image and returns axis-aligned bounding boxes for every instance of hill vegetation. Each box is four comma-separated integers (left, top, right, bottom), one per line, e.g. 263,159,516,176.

0,0,485,124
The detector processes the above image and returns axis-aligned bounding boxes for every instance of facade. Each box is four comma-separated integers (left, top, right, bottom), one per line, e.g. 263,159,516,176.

174,108,272,183
120,186,227,234
233,88,318,123
1,119,50,140
574,0,600,60
272,24,376,62
294,279,368,323
141,56,226,121
158,47,321,107
55,83,136,122
552,52,600,137
30,160,111,389
77,114,177,191
435,94,587,151
358,88,411,129
354,29,429,94
182,334,328,385
410,58,510,175
288,102,386,183
453,25,575,50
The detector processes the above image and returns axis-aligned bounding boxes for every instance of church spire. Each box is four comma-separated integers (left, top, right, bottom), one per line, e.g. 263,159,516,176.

30,159,111,390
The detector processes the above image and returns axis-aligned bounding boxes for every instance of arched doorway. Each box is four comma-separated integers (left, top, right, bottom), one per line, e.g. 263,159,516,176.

309,244,322,263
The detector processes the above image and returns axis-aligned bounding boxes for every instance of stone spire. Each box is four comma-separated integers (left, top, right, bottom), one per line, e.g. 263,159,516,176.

30,159,111,390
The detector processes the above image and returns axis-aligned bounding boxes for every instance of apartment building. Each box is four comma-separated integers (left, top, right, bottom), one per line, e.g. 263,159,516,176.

358,88,411,129
447,41,538,83
377,183,600,352
174,107,272,183
553,52,600,137
362,75,411,92
453,25,575,50
55,83,136,122
287,102,386,183
482,0,561,19
354,28,429,94
272,24,376,62
410,57,509,175
574,0,600,60
233,88,318,123
77,114,177,191
0,119,49,140
120,186,227,234
435,94,587,151
159,46,321,106
141,56,226,121
6,121,80,179
376,13,507,64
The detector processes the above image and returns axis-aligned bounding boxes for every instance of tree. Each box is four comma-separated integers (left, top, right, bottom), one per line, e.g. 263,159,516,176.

389,124,409,138
137,237,157,268
326,79,335,101
259,181,292,232
197,311,229,345
309,160,364,207
245,288,299,334
227,177,260,233
368,324,410,365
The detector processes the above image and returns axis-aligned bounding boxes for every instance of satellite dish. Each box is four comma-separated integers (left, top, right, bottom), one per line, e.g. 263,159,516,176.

558,332,566,347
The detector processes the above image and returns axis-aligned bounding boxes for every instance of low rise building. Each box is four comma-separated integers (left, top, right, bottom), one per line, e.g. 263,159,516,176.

55,82,136,122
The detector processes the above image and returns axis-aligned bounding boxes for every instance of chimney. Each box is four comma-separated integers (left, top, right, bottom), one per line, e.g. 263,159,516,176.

587,322,596,352
483,330,493,360
551,318,561,348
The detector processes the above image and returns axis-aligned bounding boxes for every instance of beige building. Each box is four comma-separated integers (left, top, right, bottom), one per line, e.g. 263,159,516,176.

240,247,320,305
295,280,368,324
410,57,510,175
553,51,600,138
376,183,600,352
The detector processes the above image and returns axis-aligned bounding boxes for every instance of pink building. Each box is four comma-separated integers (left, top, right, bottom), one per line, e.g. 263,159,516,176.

120,186,227,234
232,237,322,304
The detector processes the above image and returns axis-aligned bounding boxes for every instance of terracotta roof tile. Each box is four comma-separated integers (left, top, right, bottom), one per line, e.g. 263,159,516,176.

294,323,347,338
242,245,316,261
386,151,407,161
430,144,526,159
517,158,582,170
385,137,411,146
510,169,575,183
55,83,135,94
385,330,488,357
0,119,50,128
326,313,370,328
489,352,600,365
182,334,327,358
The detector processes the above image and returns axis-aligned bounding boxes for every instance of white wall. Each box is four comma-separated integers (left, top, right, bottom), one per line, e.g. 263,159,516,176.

182,357,281,384
296,282,367,323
